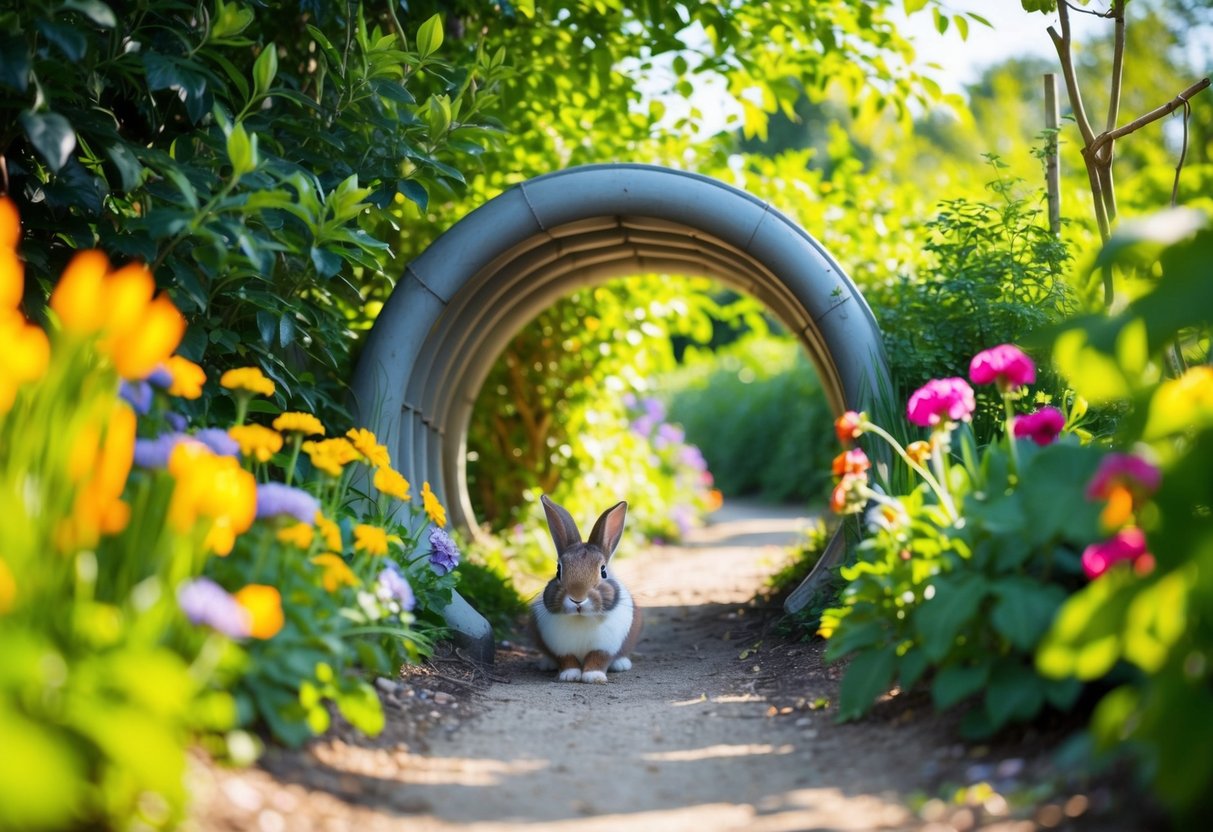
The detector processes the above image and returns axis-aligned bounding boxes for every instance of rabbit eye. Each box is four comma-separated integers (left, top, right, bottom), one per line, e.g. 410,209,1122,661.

599,565,607,579
555,563,562,581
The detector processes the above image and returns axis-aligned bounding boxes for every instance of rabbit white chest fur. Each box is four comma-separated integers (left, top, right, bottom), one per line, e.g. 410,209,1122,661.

531,582,635,660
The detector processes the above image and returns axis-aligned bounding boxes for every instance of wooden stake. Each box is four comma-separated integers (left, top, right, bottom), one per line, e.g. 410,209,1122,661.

1044,73,1061,237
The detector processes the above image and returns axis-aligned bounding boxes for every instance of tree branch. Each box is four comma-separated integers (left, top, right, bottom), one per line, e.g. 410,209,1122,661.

1089,77,1212,155
1048,5,1097,149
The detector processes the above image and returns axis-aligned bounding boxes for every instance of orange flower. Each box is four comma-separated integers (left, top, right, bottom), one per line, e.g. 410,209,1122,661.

1,196,24,309
49,252,185,379
346,427,391,468
0,557,16,614
311,553,358,592
58,401,136,551
831,448,871,478
373,466,410,501
167,441,257,555
165,355,206,399
0,311,51,414
233,585,284,639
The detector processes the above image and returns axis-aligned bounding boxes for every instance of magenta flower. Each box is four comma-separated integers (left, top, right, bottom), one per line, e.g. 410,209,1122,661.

1086,453,1162,502
1081,527,1151,579
906,378,976,427
970,344,1036,391
1013,407,1066,446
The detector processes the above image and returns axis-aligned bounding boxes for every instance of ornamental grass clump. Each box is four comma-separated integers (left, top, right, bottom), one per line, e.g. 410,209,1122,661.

820,342,1109,738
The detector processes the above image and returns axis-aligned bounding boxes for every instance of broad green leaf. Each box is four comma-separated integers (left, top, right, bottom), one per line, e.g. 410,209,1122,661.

416,14,444,58
336,681,385,736
836,645,897,721
62,0,116,27
0,33,30,92
0,703,86,829
903,0,929,13
1092,208,1206,271
984,663,1045,730
913,574,988,661
990,578,1066,651
953,14,969,40
35,20,87,62
1123,568,1190,673
104,142,142,191
20,110,75,172
931,662,990,709
1036,569,1134,680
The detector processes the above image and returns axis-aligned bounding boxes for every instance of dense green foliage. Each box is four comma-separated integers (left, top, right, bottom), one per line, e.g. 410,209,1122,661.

1,0,505,418
665,334,833,503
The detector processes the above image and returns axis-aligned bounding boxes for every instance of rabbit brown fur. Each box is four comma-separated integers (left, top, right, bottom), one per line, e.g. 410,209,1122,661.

529,495,642,683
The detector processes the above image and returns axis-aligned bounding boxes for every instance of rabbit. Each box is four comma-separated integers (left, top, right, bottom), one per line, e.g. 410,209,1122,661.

529,494,643,684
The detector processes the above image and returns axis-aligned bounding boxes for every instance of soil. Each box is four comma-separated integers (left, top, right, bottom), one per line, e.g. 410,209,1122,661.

188,500,1160,832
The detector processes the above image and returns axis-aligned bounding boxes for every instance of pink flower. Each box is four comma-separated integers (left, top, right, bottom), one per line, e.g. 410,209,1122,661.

1086,453,1161,502
832,448,871,477
1081,527,1151,579
906,378,976,427
1013,407,1066,446
970,344,1036,391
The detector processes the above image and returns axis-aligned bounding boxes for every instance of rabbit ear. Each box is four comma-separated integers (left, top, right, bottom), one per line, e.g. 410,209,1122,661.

541,495,582,556
588,501,628,560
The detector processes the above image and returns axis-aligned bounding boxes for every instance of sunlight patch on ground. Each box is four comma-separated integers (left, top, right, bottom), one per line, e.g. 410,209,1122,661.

643,743,795,763
309,742,549,787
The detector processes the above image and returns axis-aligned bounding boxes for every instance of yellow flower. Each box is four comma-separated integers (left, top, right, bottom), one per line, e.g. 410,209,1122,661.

906,440,932,466
421,481,447,528
233,585,284,639
165,355,206,399
167,441,257,555
220,366,276,397
373,466,410,501
2,195,24,309
303,437,359,476
346,427,391,468
0,557,15,614
228,423,284,462
353,524,390,556
276,522,314,550
315,512,342,551
273,411,325,436
311,553,358,592
50,252,185,379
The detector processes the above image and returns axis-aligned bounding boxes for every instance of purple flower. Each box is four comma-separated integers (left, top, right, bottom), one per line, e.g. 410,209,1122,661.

165,412,189,431
678,445,708,472
1013,407,1065,446
194,428,240,457
178,577,250,638
672,504,694,536
378,563,416,611
970,344,1036,391
119,380,153,415
428,526,460,575
256,482,321,523
147,365,174,390
133,433,189,468
907,378,976,427
655,422,685,450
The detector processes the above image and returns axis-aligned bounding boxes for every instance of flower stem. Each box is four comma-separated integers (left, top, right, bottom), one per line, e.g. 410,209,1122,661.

1003,391,1021,476
861,421,957,520
284,434,303,487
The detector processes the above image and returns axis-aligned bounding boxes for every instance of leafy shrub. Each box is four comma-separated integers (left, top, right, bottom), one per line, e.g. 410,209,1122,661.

1036,212,1213,823
820,345,1101,738
1,0,504,419
665,334,834,503
864,158,1075,438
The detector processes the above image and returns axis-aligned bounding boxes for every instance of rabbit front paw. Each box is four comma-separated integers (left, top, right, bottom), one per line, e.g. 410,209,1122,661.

558,667,583,682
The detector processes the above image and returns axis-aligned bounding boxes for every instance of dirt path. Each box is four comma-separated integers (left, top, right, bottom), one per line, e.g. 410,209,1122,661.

192,501,1131,832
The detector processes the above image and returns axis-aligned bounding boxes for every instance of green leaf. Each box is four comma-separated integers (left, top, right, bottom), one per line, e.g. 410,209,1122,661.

310,247,343,278
0,33,30,92
35,20,87,62
279,313,296,348
898,647,930,691
226,123,257,177
104,142,142,191
62,0,117,27
984,662,1045,730
823,618,886,661
416,14,444,59
837,645,897,721
932,8,949,34
953,15,969,40
1036,569,1134,680
256,310,276,345
335,681,385,736
914,574,988,662
903,0,929,13
253,43,278,98
20,110,76,172
932,662,990,709
991,578,1066,651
